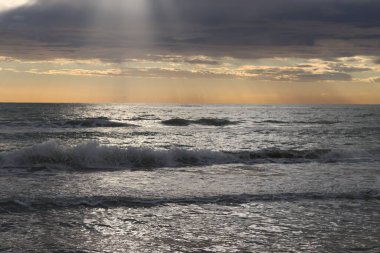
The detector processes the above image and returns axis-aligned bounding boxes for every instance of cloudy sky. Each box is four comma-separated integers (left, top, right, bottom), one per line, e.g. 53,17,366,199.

0,0,380,103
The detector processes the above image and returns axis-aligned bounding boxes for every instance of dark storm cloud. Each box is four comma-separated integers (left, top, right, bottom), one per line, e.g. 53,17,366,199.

0,0,380,61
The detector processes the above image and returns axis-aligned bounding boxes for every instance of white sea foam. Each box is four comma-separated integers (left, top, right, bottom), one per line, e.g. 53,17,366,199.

0,141,232,170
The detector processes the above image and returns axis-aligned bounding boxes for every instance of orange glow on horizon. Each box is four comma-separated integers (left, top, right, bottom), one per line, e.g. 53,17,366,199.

1,72,380,104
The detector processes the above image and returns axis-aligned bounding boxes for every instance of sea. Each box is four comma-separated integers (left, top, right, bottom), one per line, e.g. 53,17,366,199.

0,103,379,252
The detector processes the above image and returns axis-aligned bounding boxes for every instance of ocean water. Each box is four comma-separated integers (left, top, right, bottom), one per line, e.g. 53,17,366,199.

0,103,379,252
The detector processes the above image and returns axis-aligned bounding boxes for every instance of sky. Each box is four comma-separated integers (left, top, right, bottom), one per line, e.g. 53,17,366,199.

0,0,380,104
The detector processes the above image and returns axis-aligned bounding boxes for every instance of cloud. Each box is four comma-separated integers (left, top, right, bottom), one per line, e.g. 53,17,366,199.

12,55,376,82
142,55,221,65
25,68,122,76
183,56,220,65
0,0,379,62
241,66,352,82
1,1,379,82
20,66,234,79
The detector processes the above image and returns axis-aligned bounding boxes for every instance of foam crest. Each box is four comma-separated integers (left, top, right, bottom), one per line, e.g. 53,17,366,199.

0,142,377,170
0,141,232,169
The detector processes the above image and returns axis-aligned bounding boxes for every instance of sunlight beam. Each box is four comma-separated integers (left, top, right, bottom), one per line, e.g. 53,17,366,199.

0,0,34,12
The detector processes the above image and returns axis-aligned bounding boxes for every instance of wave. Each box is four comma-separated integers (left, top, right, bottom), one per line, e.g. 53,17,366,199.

161,118,191,126
0,117,137,128
296,120,340,125
161,118,238,126
0,141,232,170
1,191,378,212
62,117,136,128
355,113,376,118
258,120,340,125
128,114,161,121
0,141,378,171
259,120,287,124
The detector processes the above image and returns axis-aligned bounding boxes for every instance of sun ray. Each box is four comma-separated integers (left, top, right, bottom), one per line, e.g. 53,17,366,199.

0,0,34,12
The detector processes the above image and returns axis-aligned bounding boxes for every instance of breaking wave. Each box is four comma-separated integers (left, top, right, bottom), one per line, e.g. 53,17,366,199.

0,141,378,170
0,141,231,170
1,191,378,212
161,118,239,126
